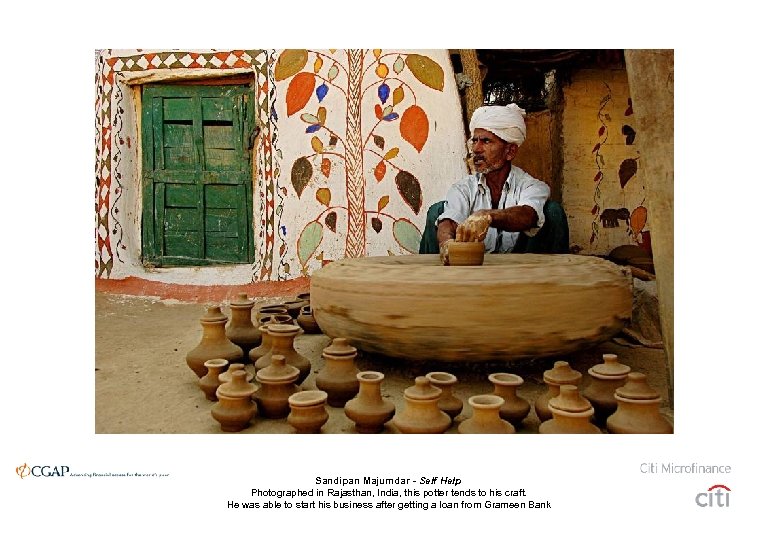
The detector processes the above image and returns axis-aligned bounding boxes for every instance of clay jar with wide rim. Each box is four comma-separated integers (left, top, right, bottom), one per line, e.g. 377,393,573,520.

199,358,229,401
535,361,582,422
297,305,321,334
583,353,631,425
254,355,300,419
186,306,244,378
392,376,451,434
287,390,329,433
539,385,601,434
225,293,261,361
344,371,396,434
606,373,673,434
255,305,288,327
256,324,310,384
489,372,531,429
249,316,293,364
315,338,360,407
458,395,515,434
211,369,258,432
425,372,463,420
447,241,485,266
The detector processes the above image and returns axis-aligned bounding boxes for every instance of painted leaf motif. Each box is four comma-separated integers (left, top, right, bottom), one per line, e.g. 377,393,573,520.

291,157,313,197
376,63,389,78
400,105,429,153
305,124,321,133
373,49,382,59
622,124,636,145
328,135,338,147
378,83,390,104
382,105,393,117
393,55,405,74
317,106,327,125
311,136,323,154
275,49,308,81
286,72,316,116
395,171,422,214
316,187,331,206
298,220,323,267
374,104,383,120
371,217,383,233
316,83,329,103
405,54,444,91
630,206,647,234
393,218,422,253
313,55,323,73
392,86,404,105
374,160,387,182
594,171,603,182
301,113,320,124
327,64,339,81
378,195,390,212
384,147,399,160
592,142,601,153
619,158,638,188
325,211,337,232
373,135,385,150
383,112,399,121
598,125,606,136
321,158,331,177
625,98,633,116
591,204,599,215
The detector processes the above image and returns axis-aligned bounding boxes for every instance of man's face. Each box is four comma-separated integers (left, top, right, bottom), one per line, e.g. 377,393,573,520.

470,128,516,174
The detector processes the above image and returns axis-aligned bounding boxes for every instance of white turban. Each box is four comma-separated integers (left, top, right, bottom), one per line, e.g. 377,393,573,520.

469,103,527,146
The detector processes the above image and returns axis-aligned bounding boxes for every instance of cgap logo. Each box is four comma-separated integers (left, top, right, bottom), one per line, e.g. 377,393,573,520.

15,463,70,479
695,484,730,507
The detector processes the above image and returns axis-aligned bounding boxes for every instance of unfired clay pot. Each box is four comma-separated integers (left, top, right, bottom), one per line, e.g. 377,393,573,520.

283,299,307,319
489,372,531,428
606,373,673,434
539,385,601,434
219,363,254,384
297,305,321,334
458,395,514,434
199,358,229,401
297,292,311,304
211,369,258,432
256,324,310,384
535,361,582,422
254,355,300,419
249,316,293,364
447,241,485,266
287,390,329,433
425,372,463,420
225,293,261,361
344,371,396,433
583,353,631,425
392,376,451,434
186,306,244,378
315,338,360,407
255,306,288,327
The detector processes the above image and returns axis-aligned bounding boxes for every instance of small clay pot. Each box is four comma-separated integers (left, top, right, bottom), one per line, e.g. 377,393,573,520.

249,316,293,364
315,338,360,407
297,305,321,334
458,395,514,434
539,385,601,434
447,241,485,266
254,355,300,418
583,353,631,425
287,390,329,433
425,372,463,420
225,293,261,361
199,358,229,401
255,306,288,327
392,376,451,434
534,361,582,422
296,292,311,304
345,371,396,434
488,372,531,429
211,370,258,432
186,306,244,378
283,299,307,319
606,373,673,434
256,324,311,384
219,363,254,384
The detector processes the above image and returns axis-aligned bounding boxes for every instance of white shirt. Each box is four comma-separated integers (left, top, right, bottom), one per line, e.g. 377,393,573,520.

437,166,550,253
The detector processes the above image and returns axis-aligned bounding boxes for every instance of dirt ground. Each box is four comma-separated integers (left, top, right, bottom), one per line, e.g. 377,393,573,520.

95,290,673,434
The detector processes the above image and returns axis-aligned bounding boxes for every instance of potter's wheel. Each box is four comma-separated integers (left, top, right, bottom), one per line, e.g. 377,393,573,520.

310,254,632,362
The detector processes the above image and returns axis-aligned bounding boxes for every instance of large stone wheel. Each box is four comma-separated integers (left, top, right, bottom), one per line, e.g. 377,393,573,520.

310,254,633,362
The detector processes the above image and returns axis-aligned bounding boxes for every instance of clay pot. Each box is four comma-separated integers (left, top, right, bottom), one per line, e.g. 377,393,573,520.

392,376,451,434
583,353,631,425
344,371,396,433
283,299,307,319
225,293,261,361
219,363,254,384
199,358,229,401
287,390,329,433
211,369,258,432
296,292,311,304
488,372,531,429
255,305,288,326
249,316,291,364
534,361,582,422
539,385,601,434
254,355,300,418
256,324,311,384
425,372,463,420
316,338,360,407
186,306,244,378
458,395,515,434
447,241,485,266
297,305,321,334
606,373,673,434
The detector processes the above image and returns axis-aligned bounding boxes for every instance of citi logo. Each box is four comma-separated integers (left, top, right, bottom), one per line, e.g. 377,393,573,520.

695,484,730,507
15,463,70,478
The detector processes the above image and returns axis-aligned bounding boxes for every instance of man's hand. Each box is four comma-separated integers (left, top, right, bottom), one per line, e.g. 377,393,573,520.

439,239,454,265
456,210,492,242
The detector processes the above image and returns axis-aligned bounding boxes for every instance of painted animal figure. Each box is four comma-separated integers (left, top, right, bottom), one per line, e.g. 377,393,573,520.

599,208,630,228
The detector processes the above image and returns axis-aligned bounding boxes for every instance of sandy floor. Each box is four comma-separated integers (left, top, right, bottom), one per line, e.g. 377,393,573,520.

95,290,673,434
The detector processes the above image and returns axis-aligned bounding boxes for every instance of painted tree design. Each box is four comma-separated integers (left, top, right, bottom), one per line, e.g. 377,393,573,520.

274,49,444,272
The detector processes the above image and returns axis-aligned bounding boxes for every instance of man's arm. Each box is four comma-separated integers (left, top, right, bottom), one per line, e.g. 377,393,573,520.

436,218,458,246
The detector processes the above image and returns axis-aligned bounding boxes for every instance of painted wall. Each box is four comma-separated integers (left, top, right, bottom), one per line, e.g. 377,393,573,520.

561,68,650,256
95,49,468,285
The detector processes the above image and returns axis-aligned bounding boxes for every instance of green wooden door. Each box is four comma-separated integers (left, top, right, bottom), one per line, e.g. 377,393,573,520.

142,84,255,266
